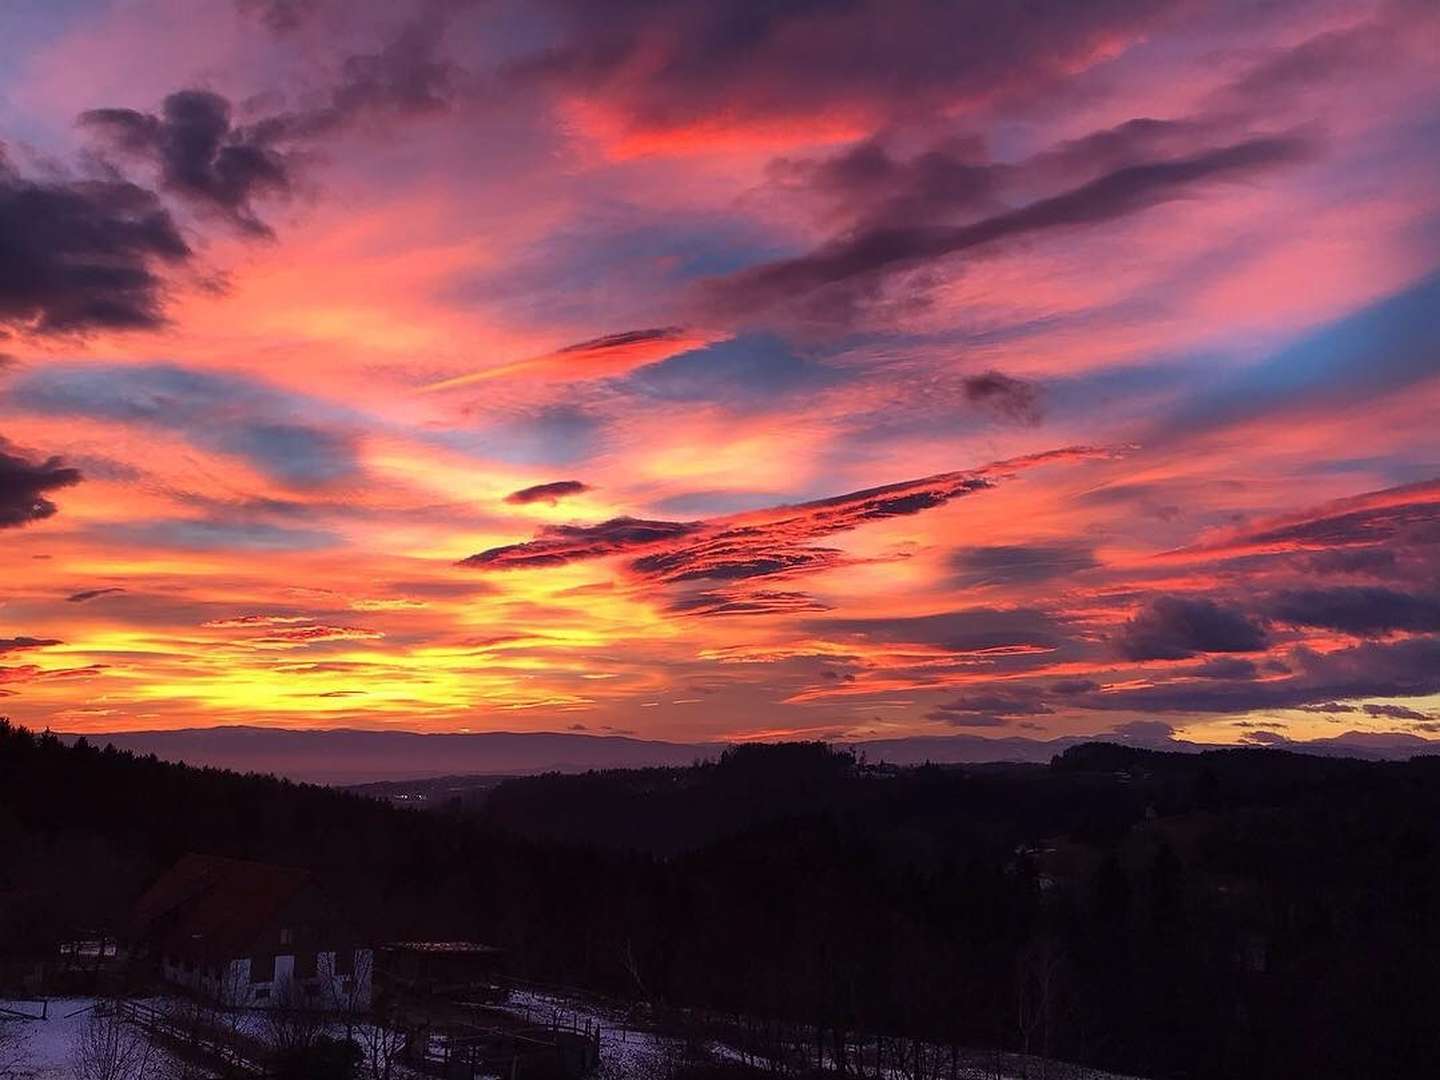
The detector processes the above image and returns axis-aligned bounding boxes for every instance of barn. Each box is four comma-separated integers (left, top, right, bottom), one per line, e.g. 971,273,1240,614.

132,853,372,1010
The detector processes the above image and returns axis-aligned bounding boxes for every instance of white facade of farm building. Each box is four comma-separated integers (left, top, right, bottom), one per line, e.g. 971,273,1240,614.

136,854,372,1011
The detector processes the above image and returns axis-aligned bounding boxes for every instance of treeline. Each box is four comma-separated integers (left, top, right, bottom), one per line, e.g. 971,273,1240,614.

4,721,1440,1079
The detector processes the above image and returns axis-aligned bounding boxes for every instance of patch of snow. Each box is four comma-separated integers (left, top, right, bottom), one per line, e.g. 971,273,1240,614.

499,987,680,1079
1,997,102,1079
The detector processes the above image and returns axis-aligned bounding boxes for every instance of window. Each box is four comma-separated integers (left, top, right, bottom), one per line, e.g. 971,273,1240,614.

254,987,270,1001
251,954,276,983
278,927,294,946
335,948,354,976
295,951,317,979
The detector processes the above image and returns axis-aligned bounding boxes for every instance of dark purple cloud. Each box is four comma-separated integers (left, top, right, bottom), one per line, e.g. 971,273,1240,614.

505,480,592,506
464,449,1111,603
1190,657,1259,680
85,13,459,238
1239,729,1288,745
950,542,1096,586
0,439,83,528
319,16,457,123
770,135,1000,232
1076,635,1440,715
632,541,844,584
962,372,1045,424
1032,117,1219,180
1170,479,1440,570
1300,547,1400,577
1114,595,1268,661
740,125,1309,332
1050,678,1101,695
1269,586,1440,636
670,588,831,618
66,587,126,603
1220,15,1403,104
1363,703,1435,722
925,688,1054,727
0,662,107,686
705,135,1311,317
519,0,1183,134
236,0,319,33
810,607,1068,655
1050,476,1440,716
773,115,1222,238
83,90,290,237
557,327,689,356
1263,486,1440,550
467,467,995,573
0,637,62,654
0,151,189,334
461,517,703,570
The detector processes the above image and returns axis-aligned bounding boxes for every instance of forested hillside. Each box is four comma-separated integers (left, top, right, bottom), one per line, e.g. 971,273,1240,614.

5,721,1440,1079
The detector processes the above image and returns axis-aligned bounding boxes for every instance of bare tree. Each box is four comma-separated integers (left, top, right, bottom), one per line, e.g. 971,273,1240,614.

71,1004,158,1080
319,948,404,1080
1015,938,1067,1080
320,948,372,1041
355,1008,408,1080
1,1017,27,1080
200,963,262,1076
264,979,325,1060
156,994,216,1080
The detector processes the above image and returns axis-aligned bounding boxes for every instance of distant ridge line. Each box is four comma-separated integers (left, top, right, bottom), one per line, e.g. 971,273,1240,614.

47,725,1440,785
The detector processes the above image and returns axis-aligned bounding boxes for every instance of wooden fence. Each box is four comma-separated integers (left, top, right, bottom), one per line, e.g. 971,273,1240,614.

114,998,273,1077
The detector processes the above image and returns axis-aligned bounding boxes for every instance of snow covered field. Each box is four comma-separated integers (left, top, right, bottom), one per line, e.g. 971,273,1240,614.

499,985,1148,1080
1,998,109,1079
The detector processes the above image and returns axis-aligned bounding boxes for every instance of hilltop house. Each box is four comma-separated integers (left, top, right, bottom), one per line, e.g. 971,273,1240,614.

132,854,371,1010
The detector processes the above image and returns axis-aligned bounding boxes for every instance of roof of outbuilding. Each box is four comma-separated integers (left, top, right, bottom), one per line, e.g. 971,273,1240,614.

381,941,504,955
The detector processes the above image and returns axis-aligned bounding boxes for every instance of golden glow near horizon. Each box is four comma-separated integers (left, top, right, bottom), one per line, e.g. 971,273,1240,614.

2,0,1439,746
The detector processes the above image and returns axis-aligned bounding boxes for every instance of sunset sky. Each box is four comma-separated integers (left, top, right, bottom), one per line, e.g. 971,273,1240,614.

2,0,1438,746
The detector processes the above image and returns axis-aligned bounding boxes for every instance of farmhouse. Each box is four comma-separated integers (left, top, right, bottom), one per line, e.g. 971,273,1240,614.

132,853,371,1010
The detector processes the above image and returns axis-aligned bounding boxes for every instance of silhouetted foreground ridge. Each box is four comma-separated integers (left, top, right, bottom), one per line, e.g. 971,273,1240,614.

4,723,1440,1079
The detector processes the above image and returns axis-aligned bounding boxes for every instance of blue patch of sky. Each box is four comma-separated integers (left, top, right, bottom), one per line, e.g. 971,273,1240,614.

438,404,605,468
0,0,102,146
1162,270,1440,439
5,362,362,487
109,519,341,552
616,332,846,407
444,210,788,329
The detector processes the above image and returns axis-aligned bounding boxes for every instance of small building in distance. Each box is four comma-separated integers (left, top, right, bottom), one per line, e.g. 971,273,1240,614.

132,853,371,1010
375,943,606,1080
377,941,507,1007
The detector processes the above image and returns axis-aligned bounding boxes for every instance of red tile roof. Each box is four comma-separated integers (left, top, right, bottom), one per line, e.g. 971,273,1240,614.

133,854,317,959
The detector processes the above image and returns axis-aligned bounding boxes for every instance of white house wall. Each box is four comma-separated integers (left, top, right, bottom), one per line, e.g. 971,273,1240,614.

159,948,373,1012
